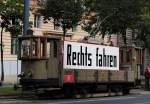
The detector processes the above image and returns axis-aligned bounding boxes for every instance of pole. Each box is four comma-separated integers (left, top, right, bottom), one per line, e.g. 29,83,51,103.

16,39,19,84
61,22,66,86
23,0,29,35
0,27,4,83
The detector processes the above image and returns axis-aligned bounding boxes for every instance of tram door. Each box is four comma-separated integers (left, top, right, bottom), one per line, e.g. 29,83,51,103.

46,39,60,80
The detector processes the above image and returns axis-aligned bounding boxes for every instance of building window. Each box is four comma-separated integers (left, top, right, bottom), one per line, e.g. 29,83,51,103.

34,15,41,28
11,37,17,55
54,19,60,30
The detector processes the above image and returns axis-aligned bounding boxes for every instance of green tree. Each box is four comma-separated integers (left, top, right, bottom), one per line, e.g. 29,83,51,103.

141,0,150,22
0,0,23,83
82,0,142,43
38,0,85,35
136,0,150,48
136,23,150,48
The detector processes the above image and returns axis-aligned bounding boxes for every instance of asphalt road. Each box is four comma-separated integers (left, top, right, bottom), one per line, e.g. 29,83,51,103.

0,91,150,104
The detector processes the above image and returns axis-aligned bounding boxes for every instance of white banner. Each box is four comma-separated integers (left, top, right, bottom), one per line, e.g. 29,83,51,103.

63,41,119,70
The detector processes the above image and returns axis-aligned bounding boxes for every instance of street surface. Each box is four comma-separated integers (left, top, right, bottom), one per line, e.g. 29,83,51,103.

0,89,150,104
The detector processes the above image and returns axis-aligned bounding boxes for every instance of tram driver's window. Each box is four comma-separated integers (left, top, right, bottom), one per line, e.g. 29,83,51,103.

21,39,30,57
47,40,51,57
32,39,38,56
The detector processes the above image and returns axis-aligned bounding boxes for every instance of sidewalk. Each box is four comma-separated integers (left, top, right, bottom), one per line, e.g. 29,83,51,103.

131,88,150,95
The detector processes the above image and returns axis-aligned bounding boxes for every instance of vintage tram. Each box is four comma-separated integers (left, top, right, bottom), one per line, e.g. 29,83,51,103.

17,33,143,96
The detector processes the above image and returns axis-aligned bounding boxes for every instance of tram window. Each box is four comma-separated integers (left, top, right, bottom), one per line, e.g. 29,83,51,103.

47,42,51,57
47,39,52,57
19,37,51,59
53,41,57,58
32,41,36,56
32,39,38,56
21,39,30,57
40,41,44,57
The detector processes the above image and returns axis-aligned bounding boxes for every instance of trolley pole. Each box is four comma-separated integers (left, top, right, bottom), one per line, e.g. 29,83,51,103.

23,0,29,35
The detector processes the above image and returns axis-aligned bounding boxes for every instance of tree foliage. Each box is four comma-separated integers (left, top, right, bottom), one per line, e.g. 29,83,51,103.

137,23,150,47
136,0,150,48
0,0,23,35
82,0,142,37
38,0,150,47
38,0,85,29
0,0,23,82
141,0,150,22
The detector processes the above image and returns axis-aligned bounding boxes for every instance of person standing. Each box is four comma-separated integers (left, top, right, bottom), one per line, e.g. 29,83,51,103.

145,68,150,90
